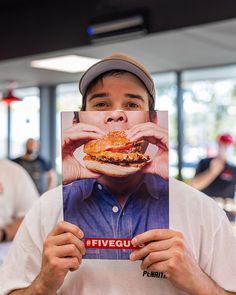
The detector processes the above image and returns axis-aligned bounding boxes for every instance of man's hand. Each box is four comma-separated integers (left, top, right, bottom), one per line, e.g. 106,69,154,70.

191,157,225,190
62,123,105,184
126,122,168,179
129,229,201,293
34,221,85,295
130,229,213,295
130,229,236,295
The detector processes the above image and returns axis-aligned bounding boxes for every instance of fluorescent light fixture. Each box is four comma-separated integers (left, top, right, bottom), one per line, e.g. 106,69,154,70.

31,55,100,73
87,16,144,35
87,15,147,43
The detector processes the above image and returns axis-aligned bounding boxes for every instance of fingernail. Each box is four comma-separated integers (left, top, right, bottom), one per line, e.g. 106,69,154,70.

129,253,135,261
132,238,138,246
78,230,84,238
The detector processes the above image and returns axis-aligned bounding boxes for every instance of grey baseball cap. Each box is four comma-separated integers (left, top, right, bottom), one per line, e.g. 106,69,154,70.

79,52,156,103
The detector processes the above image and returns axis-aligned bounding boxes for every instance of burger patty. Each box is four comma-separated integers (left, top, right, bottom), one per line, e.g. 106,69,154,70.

84,155,147,167
84,151,150,164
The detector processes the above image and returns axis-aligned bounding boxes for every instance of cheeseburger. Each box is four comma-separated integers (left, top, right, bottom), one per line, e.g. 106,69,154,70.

83,131,150,177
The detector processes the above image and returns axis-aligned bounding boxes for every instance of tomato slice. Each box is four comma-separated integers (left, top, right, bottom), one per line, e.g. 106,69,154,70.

106,143,134,152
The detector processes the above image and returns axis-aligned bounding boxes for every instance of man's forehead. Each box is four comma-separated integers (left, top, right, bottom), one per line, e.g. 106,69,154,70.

87,72,149,93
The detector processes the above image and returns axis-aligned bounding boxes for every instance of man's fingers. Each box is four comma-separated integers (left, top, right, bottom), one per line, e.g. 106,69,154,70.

66,123,105,135
63,130,103,144
64,123,105,139
132,229,182,246
130,129,168,144
47,232,86,255
141,250,170,270
57,257,81,272
53,244,83,261
62,123,105,148
126,123,167,139
48,221,84,239
127,128,168,150
144,261,167,274
130,239,173,261
156,141,168,151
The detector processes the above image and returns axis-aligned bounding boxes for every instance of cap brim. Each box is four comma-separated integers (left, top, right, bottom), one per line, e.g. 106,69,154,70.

79,59,154,98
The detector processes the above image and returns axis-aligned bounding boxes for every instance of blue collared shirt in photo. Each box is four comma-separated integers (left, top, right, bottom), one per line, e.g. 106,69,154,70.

63,174,169,260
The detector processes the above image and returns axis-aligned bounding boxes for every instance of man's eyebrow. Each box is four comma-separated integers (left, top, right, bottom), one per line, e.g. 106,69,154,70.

88,92,145,102
125,93,145,101
88,92,110,101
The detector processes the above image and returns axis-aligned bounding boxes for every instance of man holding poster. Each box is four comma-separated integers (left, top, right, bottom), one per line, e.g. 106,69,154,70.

0,53,236,295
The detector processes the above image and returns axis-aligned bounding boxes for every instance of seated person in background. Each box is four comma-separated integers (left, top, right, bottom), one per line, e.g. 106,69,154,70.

13,138,57,194
0,159,39,242
191,133,236,220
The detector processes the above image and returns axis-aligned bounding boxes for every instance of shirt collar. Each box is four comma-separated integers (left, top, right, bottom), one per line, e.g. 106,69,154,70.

77,174,168,201
81,178,97,200
142,174,168,199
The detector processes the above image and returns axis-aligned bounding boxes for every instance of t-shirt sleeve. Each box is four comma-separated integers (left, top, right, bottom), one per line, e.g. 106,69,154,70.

0,188,63,295
0,203,42,294
206,214,236,292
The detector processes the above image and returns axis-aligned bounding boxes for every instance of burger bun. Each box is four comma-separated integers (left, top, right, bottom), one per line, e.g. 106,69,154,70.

84,158,144,177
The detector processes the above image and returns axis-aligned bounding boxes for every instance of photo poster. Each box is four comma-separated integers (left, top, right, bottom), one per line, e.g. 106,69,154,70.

62,111,169,260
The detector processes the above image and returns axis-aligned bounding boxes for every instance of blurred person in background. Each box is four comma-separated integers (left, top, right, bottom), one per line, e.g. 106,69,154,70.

191,133,236,220
0,159,39,242
13,138,57,195
191,133,236,197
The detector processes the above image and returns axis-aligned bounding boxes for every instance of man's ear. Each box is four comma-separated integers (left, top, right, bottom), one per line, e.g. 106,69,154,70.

150,111,158,124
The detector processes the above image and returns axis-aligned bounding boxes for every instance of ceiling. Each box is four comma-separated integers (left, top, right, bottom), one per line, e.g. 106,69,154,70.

2,0,236,61
1,18,236,90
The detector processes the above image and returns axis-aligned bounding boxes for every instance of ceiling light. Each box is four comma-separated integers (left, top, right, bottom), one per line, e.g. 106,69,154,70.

31,55,100,73
1,90,22,104
87,15,147,43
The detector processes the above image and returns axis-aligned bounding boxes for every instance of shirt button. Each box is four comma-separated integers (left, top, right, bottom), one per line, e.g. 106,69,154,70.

112,206,119,213
97,184,103,190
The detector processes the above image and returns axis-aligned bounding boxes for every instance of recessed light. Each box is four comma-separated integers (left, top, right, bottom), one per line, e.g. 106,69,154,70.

31,55,100,73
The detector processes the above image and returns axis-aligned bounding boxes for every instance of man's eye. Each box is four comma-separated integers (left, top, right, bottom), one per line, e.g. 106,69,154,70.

126,102,140,109
95,102,106,107
93,102,109,109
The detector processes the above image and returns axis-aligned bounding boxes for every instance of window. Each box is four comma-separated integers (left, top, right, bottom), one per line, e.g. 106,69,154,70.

56,83,82,174
152,72,177,177
10,87,40,158
182,66,236,180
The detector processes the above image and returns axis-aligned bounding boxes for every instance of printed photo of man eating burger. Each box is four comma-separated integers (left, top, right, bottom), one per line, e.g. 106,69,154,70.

83,130,150,177
62,109,169,260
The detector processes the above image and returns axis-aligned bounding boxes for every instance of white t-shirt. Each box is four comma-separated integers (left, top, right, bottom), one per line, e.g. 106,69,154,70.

0,178,236,295
0,160,39,228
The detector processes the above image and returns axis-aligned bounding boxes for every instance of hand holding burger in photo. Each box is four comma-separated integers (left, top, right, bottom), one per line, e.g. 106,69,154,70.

62,119,168,183
83,131,150,177
62,123,105,184
126,122,169,179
